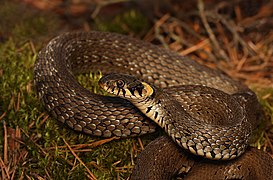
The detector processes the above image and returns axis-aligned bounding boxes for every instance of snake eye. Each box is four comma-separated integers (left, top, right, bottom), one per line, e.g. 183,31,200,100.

116,80,125,88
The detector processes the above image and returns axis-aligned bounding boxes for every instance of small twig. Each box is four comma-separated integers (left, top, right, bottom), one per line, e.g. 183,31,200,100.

2,121,10,179
137,137,144,150
131,141,136,166
154,14,172,49
28,40,36,54
0,112,6,121
170,33,218,62
3,121,8,165
179,39,210,56
15,92,21,112
63,138,97,180
8,95,15,111
46,136,118,150
198,0,229,61
0,156,10,179
264,132,273,154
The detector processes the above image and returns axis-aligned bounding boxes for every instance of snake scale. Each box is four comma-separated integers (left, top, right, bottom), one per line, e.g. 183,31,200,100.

34,31,273,179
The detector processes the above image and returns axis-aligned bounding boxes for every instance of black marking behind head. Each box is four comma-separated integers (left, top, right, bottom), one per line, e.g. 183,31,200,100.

111,87,115,93
146,106,152,113
128,82,144,97
122,88,126,97
117,87,121,96
128,87,136,96
154,111,159,119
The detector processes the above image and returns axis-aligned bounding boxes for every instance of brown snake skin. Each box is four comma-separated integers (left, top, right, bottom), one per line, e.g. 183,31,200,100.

34,31,272,179
131,136,273,180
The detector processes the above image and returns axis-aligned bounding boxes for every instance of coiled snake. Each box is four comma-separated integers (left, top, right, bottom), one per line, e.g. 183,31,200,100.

34,31,273,179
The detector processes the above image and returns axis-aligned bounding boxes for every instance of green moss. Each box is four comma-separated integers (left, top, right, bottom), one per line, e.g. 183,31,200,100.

249,87,273,148
257,88,273,123
95,10,149,35
0,40,38,126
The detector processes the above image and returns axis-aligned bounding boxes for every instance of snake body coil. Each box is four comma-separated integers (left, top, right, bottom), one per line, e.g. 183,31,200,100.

34,31,271,179
99,74,252,160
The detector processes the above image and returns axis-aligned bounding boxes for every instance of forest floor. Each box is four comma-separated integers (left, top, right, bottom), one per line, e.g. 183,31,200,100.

0,0,272,179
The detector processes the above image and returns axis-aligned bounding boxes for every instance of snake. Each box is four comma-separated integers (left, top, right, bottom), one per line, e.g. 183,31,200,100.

34,31,273,179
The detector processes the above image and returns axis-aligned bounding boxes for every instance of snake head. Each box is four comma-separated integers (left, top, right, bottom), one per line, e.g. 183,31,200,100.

99,73,154,100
